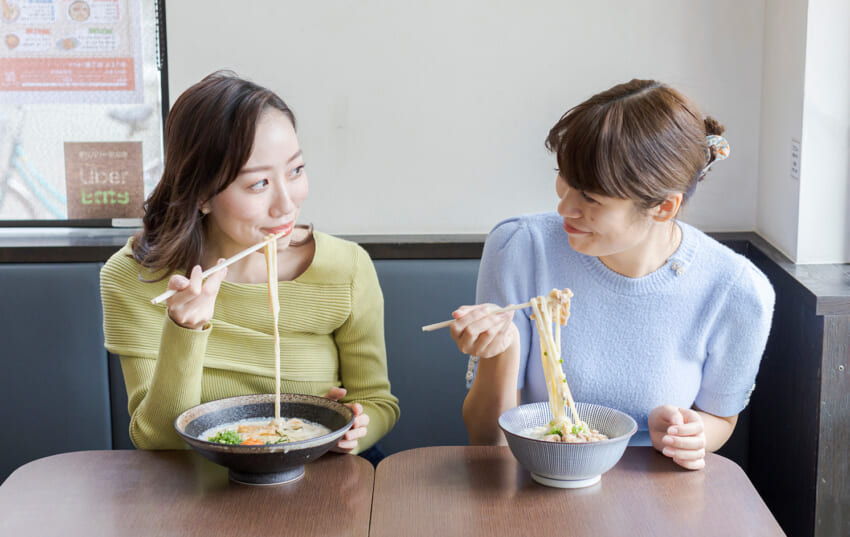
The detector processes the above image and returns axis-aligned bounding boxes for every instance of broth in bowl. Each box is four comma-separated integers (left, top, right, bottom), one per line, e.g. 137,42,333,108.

202,416,331,446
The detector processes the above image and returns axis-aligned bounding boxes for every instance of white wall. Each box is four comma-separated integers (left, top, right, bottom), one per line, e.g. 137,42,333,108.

757,1,807,260
165,1,765,235
798,0,850,263
757,0,850,264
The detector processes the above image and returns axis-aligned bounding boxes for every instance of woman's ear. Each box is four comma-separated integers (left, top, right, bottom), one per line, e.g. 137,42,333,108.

652,193,683,222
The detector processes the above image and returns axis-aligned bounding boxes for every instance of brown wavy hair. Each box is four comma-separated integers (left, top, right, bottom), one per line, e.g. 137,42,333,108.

131,71,296,278
545,79,725,211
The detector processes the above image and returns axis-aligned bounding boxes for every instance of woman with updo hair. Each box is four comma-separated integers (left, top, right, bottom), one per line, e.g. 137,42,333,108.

449,79,774,470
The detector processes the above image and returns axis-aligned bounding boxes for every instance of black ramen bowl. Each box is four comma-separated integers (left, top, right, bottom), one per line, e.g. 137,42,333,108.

175,393,354,485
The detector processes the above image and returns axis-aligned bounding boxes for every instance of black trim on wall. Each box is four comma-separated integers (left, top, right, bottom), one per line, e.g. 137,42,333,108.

0,219,113,228
156,0,169,127
0,231,488,263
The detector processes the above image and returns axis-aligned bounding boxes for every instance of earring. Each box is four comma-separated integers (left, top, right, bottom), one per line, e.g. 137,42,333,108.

200,207,210,215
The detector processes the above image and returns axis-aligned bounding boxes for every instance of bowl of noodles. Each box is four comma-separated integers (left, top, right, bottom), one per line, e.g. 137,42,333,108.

499,401,637,489
175,393,354,485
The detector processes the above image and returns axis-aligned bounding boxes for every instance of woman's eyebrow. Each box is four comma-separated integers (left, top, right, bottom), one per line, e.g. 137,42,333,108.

239,150,303,174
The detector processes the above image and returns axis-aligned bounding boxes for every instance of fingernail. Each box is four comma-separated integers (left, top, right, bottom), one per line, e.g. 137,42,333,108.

662,435,674,445
662,447,675,457
668,427,678,435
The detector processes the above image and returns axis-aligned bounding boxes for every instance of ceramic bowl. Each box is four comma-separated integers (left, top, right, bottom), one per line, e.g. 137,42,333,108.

498,401,637,488
175,393,354,485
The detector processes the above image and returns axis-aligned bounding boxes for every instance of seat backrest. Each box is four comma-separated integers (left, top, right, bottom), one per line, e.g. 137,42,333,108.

374,259,480,454
108,352,134,449
0,263,113,483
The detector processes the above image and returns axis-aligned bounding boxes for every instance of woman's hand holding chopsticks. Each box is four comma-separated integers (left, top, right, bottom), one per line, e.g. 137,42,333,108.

449,304,519,360
451,304,523,445
165,259,228,330
150,230,290,306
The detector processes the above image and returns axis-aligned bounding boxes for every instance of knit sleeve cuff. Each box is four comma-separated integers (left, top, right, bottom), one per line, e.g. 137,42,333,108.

158,313,212,374
694,384,754,418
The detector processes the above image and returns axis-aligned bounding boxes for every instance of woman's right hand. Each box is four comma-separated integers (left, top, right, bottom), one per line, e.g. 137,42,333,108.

165,261,228,330
449,304,518,359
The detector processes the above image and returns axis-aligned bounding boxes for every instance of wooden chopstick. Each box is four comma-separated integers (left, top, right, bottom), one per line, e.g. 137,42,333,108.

420,302,531,332
150,230,289,305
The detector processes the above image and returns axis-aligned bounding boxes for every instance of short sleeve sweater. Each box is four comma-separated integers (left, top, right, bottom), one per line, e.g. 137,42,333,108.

476,212,774,445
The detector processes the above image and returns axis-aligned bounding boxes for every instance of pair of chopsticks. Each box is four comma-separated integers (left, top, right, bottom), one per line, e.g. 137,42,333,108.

150,230,289,305
420,302,531,332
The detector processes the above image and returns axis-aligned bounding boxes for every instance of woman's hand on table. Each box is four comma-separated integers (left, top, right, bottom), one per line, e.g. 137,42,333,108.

165,261,227,330
649,405,706,470
449,304,519,359
324,387,370,453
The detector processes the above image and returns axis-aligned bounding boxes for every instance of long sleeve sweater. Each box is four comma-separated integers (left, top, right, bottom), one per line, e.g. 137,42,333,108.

101,231,399,452
476,212,775,445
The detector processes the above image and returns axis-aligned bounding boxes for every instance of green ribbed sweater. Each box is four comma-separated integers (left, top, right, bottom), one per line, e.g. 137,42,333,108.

100,231,399,452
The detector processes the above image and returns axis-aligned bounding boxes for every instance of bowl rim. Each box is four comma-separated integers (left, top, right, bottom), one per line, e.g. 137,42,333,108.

174,393,355,452
498,401,638,447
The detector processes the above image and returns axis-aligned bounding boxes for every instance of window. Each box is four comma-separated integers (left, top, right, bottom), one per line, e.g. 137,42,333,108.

0,0,166,226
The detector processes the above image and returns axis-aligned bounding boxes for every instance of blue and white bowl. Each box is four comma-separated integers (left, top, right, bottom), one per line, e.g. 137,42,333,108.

498,401,637,488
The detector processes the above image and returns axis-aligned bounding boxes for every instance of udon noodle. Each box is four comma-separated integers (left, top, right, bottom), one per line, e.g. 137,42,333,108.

206,234,299,447
525,289,607,443
264,236,281,420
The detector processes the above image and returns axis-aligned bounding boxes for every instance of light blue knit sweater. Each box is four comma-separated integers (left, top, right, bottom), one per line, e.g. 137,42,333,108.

476,212,775,445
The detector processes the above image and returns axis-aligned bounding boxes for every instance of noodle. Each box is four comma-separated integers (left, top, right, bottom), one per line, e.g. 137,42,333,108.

264,236,281,421
527,289,608,443
201,234,328,448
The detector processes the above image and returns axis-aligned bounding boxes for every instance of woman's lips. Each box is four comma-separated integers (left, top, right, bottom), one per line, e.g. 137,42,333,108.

563,221,589,235
265,222,295,237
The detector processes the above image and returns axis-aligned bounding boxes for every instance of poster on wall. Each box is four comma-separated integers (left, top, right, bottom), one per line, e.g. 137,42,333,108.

63,141,143,218
0,0,143,103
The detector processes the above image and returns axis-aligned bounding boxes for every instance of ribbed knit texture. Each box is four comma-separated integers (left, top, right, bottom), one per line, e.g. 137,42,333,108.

476,212,775,446
101,231,400,452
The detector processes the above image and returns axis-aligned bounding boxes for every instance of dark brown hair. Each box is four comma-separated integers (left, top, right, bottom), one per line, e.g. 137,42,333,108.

545,79,725,211
131,71,296,277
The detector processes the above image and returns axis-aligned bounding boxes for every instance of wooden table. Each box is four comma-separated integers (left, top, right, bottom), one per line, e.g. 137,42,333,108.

370,446,786,537
0,450,374,537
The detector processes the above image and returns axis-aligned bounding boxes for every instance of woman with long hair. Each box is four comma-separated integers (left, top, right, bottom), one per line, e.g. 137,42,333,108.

101,71,399,462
